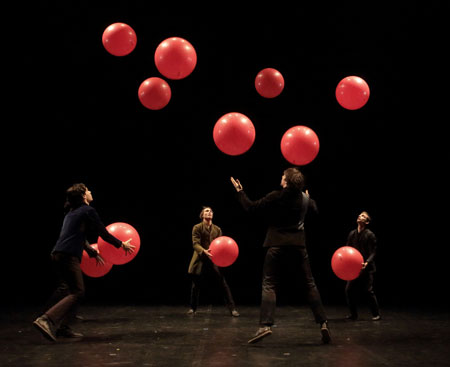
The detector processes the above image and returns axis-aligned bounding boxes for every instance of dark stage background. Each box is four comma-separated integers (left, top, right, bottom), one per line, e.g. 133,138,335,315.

7,2,449,311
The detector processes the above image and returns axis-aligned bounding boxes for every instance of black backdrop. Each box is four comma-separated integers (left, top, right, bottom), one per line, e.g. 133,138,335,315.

7,1,449,310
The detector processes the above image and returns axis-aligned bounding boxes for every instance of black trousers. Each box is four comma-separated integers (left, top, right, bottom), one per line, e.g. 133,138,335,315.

189,259,236,311
345,269,380,317
44,252,85,328
260,246,327,326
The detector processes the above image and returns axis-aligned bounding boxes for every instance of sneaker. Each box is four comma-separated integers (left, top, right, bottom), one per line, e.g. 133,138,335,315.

248,326,272,344
372,315,381,321
33,315,57,342
230,309,240,317
320,322,331,344
56,325,84,338
187,309,196,316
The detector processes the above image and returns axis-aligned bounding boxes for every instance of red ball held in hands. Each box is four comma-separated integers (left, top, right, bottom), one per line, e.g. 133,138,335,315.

80,244,113,278
209,236,239,267
97,222,141,265
331,246,364,281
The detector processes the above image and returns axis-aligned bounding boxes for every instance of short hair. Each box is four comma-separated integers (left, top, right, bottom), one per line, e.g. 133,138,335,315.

64,183,87,211
283,167,305,191
199,206,212,220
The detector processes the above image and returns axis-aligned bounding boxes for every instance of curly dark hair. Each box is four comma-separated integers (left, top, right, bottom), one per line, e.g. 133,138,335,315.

283,167,305,191
64,183,87,211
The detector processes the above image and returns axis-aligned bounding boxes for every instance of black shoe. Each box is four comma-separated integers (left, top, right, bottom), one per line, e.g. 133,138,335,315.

248,326,272,344
33,315,57,342
320,322,331,344
56,325,84,338
372,315,381,321
230,309,240,317
345,314,358,320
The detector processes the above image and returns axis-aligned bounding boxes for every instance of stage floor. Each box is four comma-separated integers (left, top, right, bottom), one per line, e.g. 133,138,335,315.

1,304,449,366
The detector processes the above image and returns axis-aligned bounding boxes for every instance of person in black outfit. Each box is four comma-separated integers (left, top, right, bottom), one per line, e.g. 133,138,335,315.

231,167,331,344
345,211,381,321
33,183,135,342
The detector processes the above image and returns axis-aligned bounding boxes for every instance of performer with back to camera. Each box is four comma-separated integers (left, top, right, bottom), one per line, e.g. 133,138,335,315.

231,167,331,344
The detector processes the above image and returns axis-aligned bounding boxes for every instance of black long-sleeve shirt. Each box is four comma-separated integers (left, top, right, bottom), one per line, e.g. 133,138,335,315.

346,228,377,272
52,204,122,261
236,187,318,247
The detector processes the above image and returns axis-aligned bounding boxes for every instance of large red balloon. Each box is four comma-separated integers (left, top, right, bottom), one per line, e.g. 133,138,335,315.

335,76,370,110
209,236,239,267
213,112,256,156
154,37,197,80
331,246,364,281
138,77,171,110
97,222,141,265
80,244,113,278
255,68,285,98
102,23,137,56
280,125,319,165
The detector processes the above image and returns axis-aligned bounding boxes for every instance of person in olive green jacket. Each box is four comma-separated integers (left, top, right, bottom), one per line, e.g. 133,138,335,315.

187,206,239,317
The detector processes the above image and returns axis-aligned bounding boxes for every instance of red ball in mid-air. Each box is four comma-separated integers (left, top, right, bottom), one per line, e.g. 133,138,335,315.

331,246,364,281
335,76,370,110
138,77,171,110
255,68,285,98
154,37,197,80
280,125,319,165
213,112,256,156
97,222,141,265
209,236,239,267
102,23,137,56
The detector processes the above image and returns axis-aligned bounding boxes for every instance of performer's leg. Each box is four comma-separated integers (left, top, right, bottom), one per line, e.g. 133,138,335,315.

211,264,237,313
44,253,85,329
345,279,359,319
296,247,328,324
189,274,201,312
259,247,280,326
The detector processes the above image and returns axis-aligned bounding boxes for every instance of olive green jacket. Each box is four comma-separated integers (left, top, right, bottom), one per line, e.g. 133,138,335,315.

188,222,222,275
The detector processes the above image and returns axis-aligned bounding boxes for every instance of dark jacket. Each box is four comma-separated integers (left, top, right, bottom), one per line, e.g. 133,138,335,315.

346,228,377,272
188,222,222,275
52,204,122,261
236,187,318,247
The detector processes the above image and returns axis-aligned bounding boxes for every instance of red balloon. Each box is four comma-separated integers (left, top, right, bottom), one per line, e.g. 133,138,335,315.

331,246,364,281
80,244,113,278
154,37,197,80
209,236,239,267
335,76,370,110
138,77,171,110
97,222,141,265
213,112,256,156
255,68,285,98
280,125,319,165
102,23,137,56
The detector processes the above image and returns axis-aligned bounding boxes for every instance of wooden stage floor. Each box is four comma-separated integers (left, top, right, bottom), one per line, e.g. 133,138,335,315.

1,304,449,366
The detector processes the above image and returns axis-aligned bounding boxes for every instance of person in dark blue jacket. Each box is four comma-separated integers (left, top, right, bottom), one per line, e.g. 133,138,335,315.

231,167,331,344
33,183,135,342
